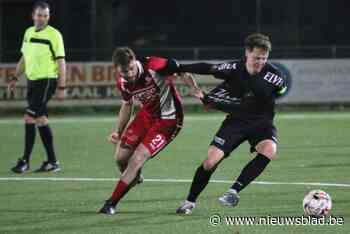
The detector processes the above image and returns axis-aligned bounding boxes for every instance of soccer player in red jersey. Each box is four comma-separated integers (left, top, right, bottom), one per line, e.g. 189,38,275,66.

99,47,199,215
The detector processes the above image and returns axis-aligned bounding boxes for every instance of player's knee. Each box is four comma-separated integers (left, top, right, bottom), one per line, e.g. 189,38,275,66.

24,114,35,124
115,146,134,172
129,155,145,171
203,146,224,170
35,116,48,126
130,148,149,170
202,159,218,171
256,140,277,160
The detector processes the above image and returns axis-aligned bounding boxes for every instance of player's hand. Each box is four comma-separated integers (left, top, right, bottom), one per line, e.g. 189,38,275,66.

108,131,120,144
189,87,204,99
7,76,18,93
56,88,66,101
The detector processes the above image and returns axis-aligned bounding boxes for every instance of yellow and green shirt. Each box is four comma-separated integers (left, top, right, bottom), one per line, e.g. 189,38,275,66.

21,25,65,80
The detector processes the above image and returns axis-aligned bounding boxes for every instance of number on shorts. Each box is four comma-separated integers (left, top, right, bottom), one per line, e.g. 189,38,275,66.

150,134,165,150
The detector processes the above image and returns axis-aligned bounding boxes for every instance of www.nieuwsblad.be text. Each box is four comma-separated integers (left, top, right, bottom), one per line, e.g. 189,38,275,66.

209,214,344,226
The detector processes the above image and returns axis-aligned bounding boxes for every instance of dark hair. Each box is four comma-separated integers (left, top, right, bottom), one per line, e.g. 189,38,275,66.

244,33,272,51
33,1,50,11
112,47,136,67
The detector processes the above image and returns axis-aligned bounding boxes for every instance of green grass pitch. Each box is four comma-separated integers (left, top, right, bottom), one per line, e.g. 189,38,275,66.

0,112,349,234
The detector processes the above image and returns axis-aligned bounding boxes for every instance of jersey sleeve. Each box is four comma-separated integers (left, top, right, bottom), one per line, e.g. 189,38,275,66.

201,83,243,113
274,71,288,98
52,31,65,59
145,56,179,75
178,61,237,80
274,69,288,98
116,78,132,102
253,69,288,99
211,62,238,79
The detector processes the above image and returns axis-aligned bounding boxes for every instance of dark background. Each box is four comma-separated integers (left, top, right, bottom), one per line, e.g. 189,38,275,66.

0,0,349,61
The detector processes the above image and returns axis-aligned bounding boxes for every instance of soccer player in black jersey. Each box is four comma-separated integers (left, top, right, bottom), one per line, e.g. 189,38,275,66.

175,33,288,214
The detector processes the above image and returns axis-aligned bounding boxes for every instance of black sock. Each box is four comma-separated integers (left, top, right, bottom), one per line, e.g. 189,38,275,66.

231,153,271,193
23,123,36,162
187,165,215,203
38,125,57,163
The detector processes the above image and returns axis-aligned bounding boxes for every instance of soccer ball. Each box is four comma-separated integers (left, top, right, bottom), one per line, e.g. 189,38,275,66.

303,190,332,217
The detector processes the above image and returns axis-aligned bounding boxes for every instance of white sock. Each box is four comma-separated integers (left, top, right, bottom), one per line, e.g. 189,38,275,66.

229,188,238,194
185,200,196,206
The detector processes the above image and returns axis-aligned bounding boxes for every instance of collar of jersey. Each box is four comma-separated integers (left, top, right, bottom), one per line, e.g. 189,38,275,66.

34,24,49,33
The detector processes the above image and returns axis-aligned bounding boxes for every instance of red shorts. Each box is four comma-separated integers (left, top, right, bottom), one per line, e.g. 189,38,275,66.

121,112,183,156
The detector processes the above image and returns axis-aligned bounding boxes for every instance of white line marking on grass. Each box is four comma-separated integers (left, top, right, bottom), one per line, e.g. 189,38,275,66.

0,177,349,188
0,113,350,125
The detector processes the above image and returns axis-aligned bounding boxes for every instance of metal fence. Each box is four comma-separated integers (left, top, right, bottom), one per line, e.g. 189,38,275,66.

2,46,350,62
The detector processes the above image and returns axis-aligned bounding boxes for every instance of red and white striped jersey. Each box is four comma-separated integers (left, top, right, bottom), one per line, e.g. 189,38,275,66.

116,57,183,120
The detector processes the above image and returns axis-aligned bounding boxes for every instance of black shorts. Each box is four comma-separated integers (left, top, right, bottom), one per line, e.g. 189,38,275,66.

210,115,277,156
26,79,57,117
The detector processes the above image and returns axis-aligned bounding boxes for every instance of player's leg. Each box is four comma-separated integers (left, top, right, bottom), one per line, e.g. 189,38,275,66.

188,146,225,202
11,114,36,173
118,143,151,185
114,144,143,184
35,115,60,172
113,120,181,198
114,144,132,173
113,112,154,181
177,117,246,214
35,79,60,172
220,122,278,207
100,143,151,215
100,119,181,215
176,146,225,214
11,80,37,173
99,114,153,215
230,139,276,193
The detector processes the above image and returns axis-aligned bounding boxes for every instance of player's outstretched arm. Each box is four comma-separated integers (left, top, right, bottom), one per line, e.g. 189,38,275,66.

146,56,217,76
109,100,133,144
177,63,215,75
177,62,235,80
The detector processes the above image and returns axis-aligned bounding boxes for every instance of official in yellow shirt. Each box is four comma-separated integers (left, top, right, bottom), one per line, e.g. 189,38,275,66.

8,1,66,173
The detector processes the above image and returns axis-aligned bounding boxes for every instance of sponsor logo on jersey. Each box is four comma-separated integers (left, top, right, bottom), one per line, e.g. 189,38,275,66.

217,63,237,71
263,72,284,87
133,86,158,102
